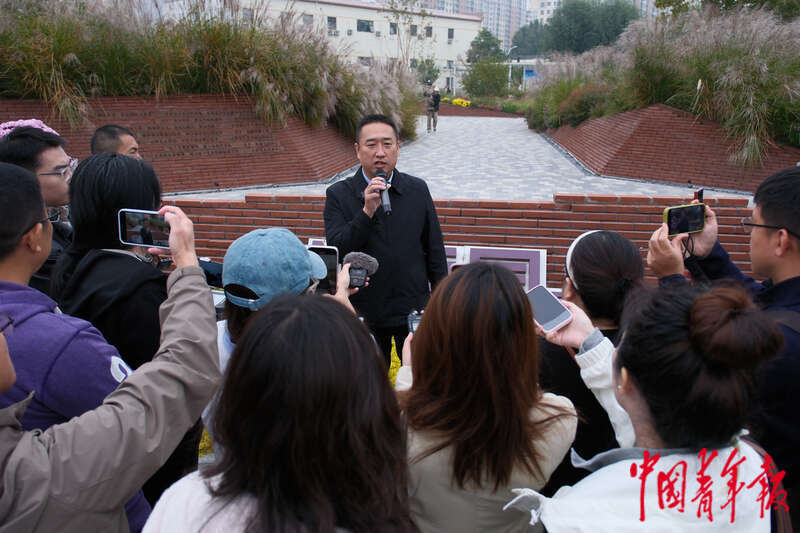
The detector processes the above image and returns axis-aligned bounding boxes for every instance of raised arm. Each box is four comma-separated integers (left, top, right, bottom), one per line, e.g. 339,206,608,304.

34,206,221,513
324,185,374,257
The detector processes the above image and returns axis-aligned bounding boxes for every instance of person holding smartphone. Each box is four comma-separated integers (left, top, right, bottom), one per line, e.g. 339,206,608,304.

50,153,202,507
647,168,800,525
0,174,222,532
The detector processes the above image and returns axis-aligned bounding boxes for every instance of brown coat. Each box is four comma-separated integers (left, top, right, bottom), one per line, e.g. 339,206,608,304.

0,266,220,532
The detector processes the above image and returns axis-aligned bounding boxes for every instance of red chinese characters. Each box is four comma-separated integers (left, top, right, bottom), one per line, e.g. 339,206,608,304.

627,446,789,523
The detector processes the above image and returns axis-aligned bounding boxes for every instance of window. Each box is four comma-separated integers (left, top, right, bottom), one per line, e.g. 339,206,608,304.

302,14,313,26
425,26,432,38
327,16,337,30
241,8,254,23
389,22,398,35
358,57,373,66
447,28,454,39
357,19,374,32
410,58,419,68
446,60,454,69
410,24,417,36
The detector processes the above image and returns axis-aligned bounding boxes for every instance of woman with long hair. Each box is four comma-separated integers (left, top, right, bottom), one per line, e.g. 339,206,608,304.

396,262,577,532
509,284,785,531
538,230,644,494
145,294,417,533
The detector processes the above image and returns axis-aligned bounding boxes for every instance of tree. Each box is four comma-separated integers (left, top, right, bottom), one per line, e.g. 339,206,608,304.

547,0,599,53
461,60,508,96
511,20,551,57
547,0,638,54
466,28,505,63
413,57,440,86
387,0,433,65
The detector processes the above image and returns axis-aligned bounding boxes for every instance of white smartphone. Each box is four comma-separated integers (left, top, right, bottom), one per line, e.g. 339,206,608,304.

118,208,170,249
526,285,572,333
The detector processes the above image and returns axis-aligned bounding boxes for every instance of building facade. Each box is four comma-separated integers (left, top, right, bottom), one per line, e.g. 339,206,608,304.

158,0,481,93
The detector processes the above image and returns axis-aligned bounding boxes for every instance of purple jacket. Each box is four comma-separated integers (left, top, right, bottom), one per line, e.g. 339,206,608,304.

0,281,151,531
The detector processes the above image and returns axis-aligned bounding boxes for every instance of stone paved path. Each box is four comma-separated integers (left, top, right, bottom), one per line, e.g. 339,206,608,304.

172,116,751,202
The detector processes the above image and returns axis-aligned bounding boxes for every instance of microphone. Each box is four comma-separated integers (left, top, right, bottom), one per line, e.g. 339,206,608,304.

343,251,379,288
376,169,391,215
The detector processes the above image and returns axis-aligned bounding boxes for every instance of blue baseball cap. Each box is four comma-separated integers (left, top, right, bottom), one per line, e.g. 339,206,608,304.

222,228,328,310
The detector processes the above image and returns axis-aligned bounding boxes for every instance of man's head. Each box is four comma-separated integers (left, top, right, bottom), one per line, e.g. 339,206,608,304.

0,125,72,207
434,87,439,93
354,114,399,179
749,167,800,280
91,125,141,160
0,162,53,279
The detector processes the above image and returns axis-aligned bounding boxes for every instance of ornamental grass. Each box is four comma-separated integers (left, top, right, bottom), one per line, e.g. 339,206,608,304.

525,7,800,167
0,0,419,140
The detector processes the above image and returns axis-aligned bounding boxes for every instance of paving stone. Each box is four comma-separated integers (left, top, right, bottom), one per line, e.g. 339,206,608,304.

172,116,751,202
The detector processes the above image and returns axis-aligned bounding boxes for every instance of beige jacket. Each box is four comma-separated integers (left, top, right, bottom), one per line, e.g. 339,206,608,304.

396,366,577,533
0,266,220,532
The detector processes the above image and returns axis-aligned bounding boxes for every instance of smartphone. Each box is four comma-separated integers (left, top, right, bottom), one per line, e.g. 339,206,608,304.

663,203,705,237
407,310,422,333
118,208,170,249
308,245,338,295
527,285,572,333
693,188,704,203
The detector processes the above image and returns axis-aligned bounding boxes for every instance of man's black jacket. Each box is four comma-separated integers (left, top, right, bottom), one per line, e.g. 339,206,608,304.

324,168,447,328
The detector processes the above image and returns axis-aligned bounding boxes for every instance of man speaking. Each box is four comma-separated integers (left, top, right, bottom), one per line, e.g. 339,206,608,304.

325,114,447,366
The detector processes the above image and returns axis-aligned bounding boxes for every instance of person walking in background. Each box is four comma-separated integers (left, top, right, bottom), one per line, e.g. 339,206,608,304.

425,88,440,133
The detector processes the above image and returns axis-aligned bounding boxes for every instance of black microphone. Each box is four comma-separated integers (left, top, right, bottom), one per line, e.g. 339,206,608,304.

376,169,391,215
343,251,379,288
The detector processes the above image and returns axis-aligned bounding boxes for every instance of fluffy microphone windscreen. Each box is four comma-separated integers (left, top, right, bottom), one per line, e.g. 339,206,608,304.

342,251,379,275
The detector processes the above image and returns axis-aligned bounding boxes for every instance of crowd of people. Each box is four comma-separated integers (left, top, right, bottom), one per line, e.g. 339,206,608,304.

0,114,796,532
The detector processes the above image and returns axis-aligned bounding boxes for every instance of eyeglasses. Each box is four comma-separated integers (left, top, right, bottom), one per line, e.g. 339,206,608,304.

39,157,78,182
741,217,800,239
0,314,13,336
20,209,61,236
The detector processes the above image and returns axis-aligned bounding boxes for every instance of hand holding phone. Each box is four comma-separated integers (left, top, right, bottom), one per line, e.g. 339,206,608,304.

539,299,596,351
151,206,198,268
663,203,706,237
527,285,572,334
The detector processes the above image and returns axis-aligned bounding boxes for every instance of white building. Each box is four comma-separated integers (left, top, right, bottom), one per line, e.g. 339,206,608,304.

420,0,524,51
156,0,481,93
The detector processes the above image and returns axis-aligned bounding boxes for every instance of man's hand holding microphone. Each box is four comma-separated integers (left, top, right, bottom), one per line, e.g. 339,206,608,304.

362,169,391,217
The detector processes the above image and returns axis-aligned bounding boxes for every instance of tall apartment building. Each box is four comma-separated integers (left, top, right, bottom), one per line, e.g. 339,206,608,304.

420,0,525,50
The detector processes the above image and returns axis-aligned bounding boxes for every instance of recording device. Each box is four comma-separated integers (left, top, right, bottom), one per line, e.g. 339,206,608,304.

527,285,572,333
118,208,170,249
693,188,704,203
342,251,379,288
308,245,339,294
376,169,391,215
407,310,422,333
663,203,706,237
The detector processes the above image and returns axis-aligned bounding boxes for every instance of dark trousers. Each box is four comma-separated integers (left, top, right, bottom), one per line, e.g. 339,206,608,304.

372,325,409,368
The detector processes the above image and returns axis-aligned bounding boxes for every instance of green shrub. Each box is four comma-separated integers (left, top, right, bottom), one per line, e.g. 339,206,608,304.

0,1,418,138
525,7,800,166
557,85,611,126
462,60,508,98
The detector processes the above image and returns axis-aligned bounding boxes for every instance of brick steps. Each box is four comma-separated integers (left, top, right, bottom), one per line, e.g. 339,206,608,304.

168,193,752,284
548,104,800,192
